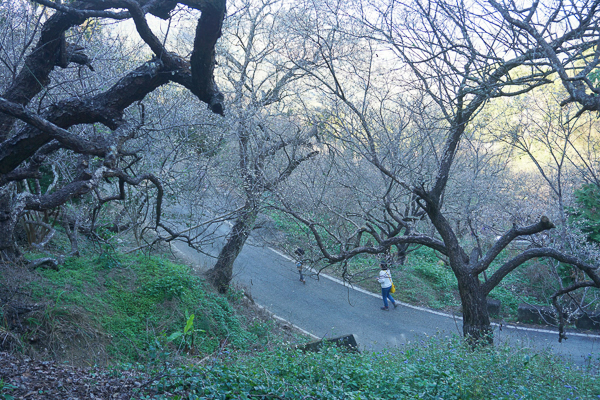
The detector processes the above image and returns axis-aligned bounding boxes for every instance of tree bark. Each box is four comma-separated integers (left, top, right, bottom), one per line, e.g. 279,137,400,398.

421,192,496,342
0,9,85,140
207,200,259,293
0,184,23,262
457,273,493,345
395,243,408,265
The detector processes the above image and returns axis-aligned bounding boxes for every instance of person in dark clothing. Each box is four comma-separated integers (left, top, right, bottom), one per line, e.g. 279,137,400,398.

295,248,306,284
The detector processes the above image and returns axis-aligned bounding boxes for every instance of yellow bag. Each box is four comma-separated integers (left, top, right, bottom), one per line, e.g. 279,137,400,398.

390,283,396,294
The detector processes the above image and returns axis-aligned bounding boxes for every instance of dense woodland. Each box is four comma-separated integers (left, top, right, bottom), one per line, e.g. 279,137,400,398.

2,0,600,396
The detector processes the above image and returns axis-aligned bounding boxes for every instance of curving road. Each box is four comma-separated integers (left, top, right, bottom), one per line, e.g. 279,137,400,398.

172,224,600,366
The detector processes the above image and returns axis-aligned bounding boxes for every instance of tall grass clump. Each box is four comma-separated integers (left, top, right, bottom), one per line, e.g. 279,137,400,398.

146,336,600,399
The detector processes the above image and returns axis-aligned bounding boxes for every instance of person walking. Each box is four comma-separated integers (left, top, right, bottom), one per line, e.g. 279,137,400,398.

297,260,306,284
295,248,306,284
377,262,397,310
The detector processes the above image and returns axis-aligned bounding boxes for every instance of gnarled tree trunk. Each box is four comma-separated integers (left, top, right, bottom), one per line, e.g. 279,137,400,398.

457,273,493,344
0,184,22,262
207,199,258,293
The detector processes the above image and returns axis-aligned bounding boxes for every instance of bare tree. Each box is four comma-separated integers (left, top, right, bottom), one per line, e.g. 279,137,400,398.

487,83,600,339
280,0,600,343
204,0,319,292
489,0,600,115
0,0,226,263
119,87,232,256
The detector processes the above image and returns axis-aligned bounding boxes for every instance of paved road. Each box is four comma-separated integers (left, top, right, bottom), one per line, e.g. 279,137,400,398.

172,226,600,366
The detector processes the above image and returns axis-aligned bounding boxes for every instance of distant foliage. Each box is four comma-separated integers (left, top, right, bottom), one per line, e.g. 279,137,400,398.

588,69,600,86
570,184,600,243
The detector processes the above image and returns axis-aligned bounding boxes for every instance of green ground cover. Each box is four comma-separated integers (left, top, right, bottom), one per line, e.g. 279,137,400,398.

21,252,268,363
3,216,599,399
144,336,600,399
3,245,599,399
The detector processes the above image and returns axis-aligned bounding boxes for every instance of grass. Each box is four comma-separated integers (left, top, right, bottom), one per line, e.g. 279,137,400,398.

393,248,461,309
24,251,261,364
142,336,600,399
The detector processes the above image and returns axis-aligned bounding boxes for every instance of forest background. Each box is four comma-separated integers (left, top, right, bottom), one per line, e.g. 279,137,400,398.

2,0,600,398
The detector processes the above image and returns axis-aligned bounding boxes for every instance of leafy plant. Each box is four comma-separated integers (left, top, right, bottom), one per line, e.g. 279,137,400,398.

0,379,17,400
588,68,600,86
167,312,205,352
